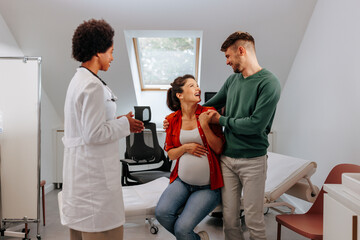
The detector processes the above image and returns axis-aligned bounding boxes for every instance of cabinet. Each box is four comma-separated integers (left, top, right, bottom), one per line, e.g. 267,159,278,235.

323,184,359,240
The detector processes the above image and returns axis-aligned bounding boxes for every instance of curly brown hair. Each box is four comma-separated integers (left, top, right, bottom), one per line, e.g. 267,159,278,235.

72,19,114,62
220,31,255,52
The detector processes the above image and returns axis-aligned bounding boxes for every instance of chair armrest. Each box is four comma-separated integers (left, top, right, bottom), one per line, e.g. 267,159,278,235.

120,159,138,165
120,158,150,165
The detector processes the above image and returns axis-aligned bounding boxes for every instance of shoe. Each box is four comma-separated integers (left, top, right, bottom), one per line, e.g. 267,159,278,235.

198,231,209,240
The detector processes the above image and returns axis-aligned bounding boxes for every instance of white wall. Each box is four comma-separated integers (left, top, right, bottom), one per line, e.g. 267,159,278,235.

40,91,63,193
274,0,360,212
0,14,62,193
0,14,22,56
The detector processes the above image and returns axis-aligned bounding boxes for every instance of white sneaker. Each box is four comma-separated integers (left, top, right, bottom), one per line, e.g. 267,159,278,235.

198,231,209,240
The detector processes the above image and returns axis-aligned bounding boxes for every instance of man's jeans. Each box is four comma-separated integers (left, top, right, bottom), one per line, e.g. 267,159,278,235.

155,177,221,240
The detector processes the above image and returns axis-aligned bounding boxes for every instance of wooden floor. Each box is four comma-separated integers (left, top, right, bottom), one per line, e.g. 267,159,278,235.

1,189,308,240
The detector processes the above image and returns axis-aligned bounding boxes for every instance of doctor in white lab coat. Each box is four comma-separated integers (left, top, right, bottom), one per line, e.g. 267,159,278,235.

61,19,144,240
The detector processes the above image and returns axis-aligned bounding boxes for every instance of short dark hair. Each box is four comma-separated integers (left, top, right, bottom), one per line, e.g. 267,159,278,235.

166,74,195,111
220,31,255,52
72,19,114,62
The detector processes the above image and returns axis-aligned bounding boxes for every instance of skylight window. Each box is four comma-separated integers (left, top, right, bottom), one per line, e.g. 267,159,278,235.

133,37,200,90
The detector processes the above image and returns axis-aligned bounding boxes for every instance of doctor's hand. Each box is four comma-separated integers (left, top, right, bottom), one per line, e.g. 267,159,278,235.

124,111,144,133
184,143,208,157
163,119,169,130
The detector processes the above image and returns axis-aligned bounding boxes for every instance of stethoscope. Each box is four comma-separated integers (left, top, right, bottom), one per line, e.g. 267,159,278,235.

80,66,118,102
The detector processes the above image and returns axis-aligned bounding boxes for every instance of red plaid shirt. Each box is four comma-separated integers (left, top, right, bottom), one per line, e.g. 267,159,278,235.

164,104,224,190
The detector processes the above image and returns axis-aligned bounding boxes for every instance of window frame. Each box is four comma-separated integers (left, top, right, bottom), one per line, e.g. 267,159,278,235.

133,37,201,91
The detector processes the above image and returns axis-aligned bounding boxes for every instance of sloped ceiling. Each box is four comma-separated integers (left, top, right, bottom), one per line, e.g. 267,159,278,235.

0,0,317,121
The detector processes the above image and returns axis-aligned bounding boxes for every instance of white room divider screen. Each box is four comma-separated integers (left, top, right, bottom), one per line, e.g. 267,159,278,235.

0,57,41,239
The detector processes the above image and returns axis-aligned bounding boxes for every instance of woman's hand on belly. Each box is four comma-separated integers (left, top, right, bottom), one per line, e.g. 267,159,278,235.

184,143,208,157
168,142,208,160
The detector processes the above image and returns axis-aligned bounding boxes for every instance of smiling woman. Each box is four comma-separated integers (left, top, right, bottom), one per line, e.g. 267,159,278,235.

155,74,225,240
61,18,144,240
97,45,114,72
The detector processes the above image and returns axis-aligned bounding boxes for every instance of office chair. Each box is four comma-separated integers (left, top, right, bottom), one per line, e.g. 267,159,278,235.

121,106,172,186
276,163,360,240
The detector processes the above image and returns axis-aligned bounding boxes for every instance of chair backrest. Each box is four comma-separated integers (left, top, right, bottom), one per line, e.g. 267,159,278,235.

125,121,162,163
134,106,151,123
125,106,156,162
307,163,360,214
124,106,171,171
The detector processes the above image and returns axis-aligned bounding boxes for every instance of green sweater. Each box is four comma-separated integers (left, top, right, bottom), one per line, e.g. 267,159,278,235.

204,68,281,158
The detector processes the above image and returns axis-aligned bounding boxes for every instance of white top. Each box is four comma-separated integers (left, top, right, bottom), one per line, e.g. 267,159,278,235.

61,67,130,232
178,128,210,186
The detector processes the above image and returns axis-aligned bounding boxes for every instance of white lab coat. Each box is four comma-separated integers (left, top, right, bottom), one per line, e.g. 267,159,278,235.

61,67,130,232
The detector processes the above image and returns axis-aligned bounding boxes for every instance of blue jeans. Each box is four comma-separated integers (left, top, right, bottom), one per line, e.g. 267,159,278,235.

155,177,221,240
